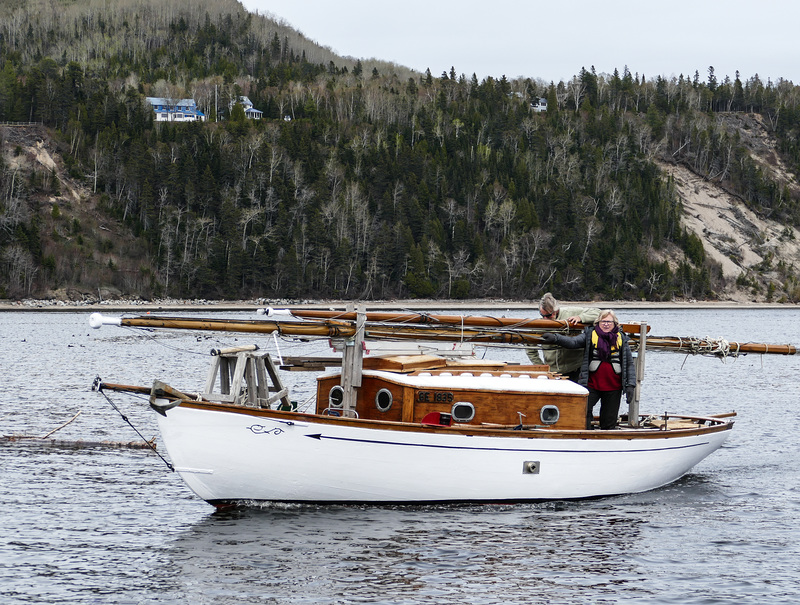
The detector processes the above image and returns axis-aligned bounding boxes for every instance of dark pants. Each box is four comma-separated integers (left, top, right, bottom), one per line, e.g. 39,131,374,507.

586,388,622,429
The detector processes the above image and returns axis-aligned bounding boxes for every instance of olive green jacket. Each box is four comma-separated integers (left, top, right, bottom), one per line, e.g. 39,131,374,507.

526,305,601,373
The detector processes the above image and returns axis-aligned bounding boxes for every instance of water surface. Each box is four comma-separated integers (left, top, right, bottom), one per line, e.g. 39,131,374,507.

1,308,799,603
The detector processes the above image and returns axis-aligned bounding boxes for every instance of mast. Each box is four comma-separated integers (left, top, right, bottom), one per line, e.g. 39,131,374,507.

340,306,365,416
89,312,797,357
630,322,647,427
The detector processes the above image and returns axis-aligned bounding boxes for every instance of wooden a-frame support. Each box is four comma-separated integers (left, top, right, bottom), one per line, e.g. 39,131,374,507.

202,346,291,409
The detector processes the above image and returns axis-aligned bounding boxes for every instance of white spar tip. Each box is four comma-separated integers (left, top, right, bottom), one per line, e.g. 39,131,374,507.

89,312,122,329
257,307,292,317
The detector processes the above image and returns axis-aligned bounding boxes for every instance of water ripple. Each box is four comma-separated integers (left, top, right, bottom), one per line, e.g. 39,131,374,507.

1,309,799,604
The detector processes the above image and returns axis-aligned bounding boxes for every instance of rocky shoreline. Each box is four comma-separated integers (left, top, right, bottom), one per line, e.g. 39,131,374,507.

1,297,797,312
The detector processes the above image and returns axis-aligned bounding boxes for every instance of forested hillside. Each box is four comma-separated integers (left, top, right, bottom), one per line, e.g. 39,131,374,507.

2,0,800,303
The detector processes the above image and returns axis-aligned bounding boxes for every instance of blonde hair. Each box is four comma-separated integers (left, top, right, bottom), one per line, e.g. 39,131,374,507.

594,309,619,326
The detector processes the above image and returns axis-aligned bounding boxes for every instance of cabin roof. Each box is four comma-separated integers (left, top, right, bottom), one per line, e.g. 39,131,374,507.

322,369,587,395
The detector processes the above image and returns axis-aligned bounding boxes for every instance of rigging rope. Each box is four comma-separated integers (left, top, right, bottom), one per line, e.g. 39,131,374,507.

683,336,734,358
92,376,174,472
647,335,743,360
120,324,213,357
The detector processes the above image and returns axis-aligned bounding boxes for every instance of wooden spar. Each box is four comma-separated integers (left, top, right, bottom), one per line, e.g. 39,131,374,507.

730,342,797,355
281,308,649,336
96,382,155,396
288,309,565,327
639,336,797,356
92,313,797,356
97,381,204,400
97,311,627,341
115,315,355,337
108,314,555,343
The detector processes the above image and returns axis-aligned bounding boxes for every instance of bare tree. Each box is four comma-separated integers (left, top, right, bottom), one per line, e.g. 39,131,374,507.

2,244,38,296
581,218,600,264
497,199,516,240
445,249,471,297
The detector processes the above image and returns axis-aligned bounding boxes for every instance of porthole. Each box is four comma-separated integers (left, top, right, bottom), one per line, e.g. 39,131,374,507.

540,405,560,425
451,401,476,423
375,388,393,412
329,385,344,408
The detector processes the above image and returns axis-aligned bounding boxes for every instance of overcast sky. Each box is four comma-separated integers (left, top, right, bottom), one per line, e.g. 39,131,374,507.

240,0,798,85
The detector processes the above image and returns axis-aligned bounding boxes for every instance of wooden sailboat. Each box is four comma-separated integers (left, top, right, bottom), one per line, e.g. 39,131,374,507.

89,309,793,508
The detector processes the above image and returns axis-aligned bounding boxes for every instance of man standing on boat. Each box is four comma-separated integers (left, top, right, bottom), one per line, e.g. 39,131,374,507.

529,292,600,382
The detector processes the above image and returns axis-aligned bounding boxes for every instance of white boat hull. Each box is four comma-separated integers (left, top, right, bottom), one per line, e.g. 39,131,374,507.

156,404,732,504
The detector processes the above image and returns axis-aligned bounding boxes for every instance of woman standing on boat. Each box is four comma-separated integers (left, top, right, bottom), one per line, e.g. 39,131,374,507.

541,310,636,429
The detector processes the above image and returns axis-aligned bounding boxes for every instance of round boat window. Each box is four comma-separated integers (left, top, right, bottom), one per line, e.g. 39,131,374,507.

375,388,393,412
540,405,560,425
329,385,344,408
451,401,475,422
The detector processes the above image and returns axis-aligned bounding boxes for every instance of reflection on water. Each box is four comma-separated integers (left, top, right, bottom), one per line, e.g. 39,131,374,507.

1,308,800,604
165,503,649,604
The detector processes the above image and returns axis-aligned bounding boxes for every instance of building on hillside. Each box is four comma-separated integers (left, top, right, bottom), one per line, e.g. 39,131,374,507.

145,97,207,122
230,96,263,120
531,97,548,112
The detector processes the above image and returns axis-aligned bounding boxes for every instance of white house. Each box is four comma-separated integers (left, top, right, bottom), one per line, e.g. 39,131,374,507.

531,97,548,113
146,97,207,122
230,96,263,120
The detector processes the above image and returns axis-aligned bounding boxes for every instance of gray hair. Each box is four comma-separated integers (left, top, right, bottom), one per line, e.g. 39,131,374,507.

539,292,558,314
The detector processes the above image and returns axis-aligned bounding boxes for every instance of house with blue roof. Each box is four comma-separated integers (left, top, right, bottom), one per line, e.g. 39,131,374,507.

145,97,207,122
